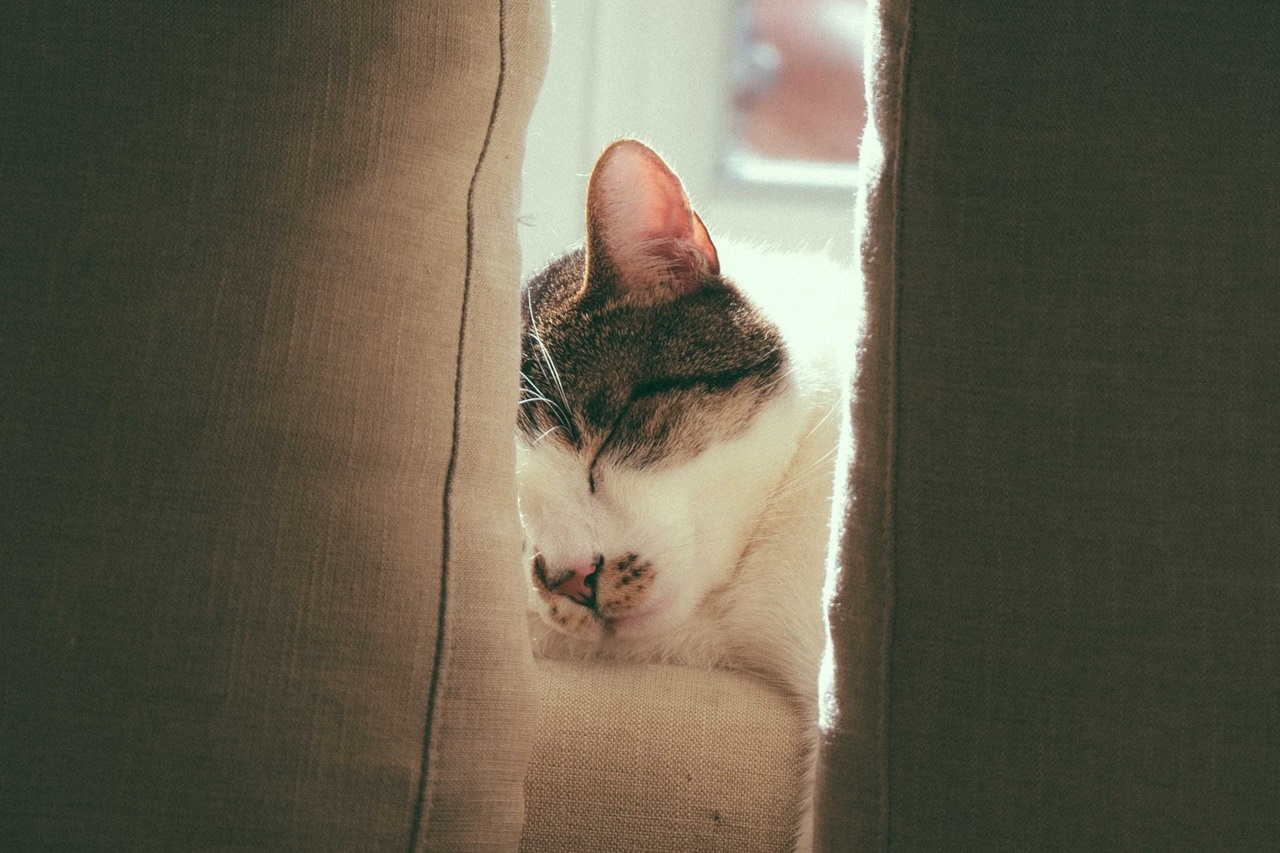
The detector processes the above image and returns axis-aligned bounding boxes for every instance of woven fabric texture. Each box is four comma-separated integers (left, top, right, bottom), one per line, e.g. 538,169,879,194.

822,1,1280,850
1,2,547,851
815,0,913,849
522,660,809,853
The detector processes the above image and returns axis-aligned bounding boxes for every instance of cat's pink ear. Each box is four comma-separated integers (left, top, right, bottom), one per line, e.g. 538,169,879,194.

584,139,719,302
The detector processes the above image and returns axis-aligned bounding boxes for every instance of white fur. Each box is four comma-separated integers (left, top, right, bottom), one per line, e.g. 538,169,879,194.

516,240,859,852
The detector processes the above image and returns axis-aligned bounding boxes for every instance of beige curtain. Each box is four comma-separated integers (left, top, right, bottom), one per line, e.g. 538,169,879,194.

1,2,548,851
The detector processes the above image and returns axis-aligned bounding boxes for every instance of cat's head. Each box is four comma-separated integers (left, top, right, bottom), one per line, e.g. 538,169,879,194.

516,139,799,644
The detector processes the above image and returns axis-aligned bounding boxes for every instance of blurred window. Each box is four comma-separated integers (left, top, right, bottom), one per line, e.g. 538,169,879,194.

727,0,867,188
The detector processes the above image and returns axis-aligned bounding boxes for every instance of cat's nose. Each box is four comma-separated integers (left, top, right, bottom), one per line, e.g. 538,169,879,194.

551,556,600,606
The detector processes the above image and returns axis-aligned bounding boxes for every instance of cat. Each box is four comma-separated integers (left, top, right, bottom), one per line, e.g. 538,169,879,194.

516,138,857,851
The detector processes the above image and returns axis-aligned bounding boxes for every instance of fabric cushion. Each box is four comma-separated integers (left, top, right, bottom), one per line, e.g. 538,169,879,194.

1,2,547,851
522,660,808,853
822,1,1280,851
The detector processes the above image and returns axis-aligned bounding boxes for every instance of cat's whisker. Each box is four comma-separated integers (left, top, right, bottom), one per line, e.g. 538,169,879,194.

773,451,839,491
526,287,570,411
773,363,800,383
760,470,836,509
519,370,546,398
802,401,843,441
753,512,835,525
531,425,563,446
521,370,572,428
737,460,839,521
764,445,841,494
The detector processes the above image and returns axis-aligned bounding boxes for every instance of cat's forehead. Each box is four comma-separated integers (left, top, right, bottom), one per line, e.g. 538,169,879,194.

524,249,779,379
520,248,788,467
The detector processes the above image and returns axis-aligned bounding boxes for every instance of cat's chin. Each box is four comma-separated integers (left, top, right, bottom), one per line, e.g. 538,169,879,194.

533,591,679,644
600,593,673,635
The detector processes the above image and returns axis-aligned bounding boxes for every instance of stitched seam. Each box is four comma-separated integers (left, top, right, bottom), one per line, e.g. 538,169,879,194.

408,1,507,849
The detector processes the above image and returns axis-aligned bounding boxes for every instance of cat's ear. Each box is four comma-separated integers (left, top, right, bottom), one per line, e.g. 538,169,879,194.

584,139,720,303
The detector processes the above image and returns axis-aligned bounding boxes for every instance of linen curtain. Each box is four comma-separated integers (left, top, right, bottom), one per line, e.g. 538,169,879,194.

2,2,548,850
